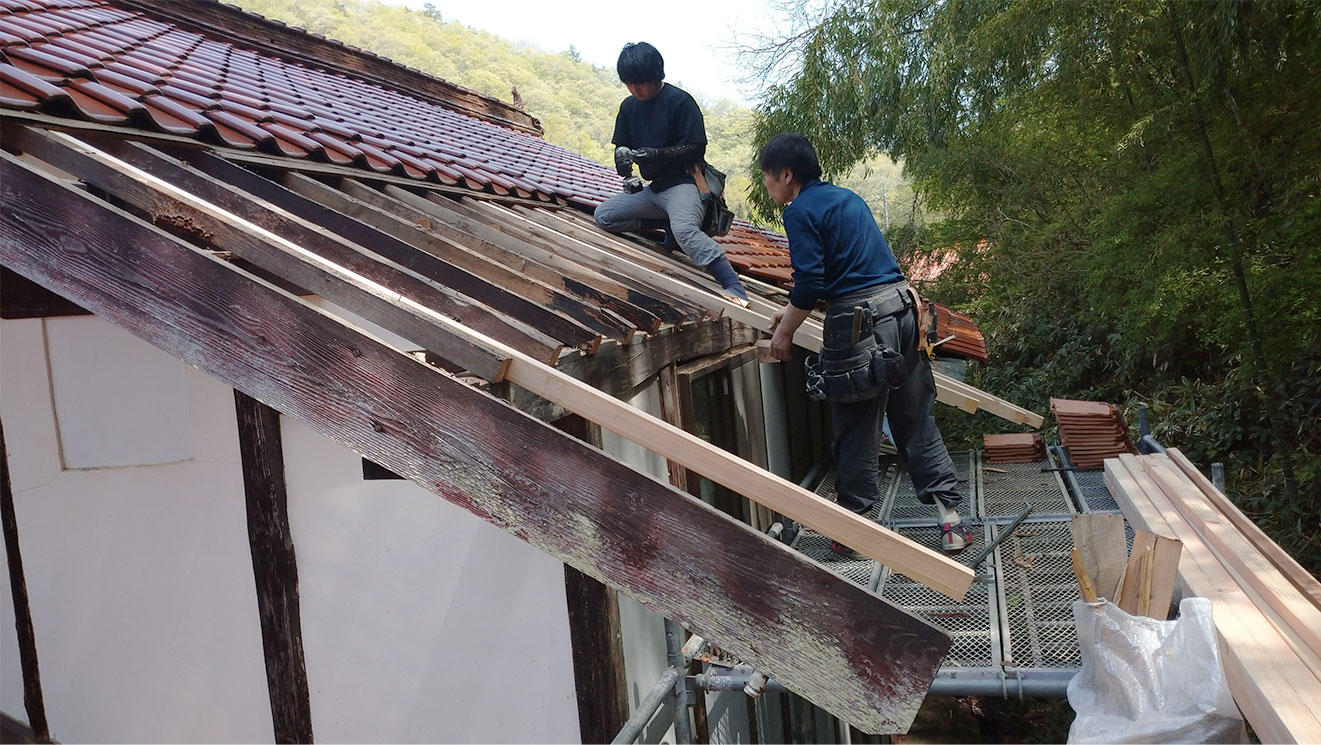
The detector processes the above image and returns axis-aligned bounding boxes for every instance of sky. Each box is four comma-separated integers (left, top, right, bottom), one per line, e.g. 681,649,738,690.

384,0,780,104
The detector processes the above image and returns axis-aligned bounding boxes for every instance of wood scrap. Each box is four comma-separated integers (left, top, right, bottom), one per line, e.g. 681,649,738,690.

1071,513,1127,601
1070,548,1100,603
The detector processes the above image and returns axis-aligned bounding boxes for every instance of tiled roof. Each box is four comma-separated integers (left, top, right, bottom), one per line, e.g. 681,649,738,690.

0,0,983,358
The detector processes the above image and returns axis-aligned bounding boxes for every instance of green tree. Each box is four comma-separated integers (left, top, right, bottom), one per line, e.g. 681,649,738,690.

751,0,1321,562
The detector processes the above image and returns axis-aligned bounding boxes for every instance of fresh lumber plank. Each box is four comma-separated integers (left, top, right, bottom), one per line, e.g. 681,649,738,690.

1166,447,1321,611
0,149,956,733
7,127,518,380
395,185,700,327
1070,513,1127,601
460,197,711,319
1140,455,1321,669
162,144,603,351
1107,456,1321,744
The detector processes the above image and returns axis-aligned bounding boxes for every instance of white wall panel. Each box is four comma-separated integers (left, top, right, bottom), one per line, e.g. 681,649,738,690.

0,316,271,742
45,316,194,469
280,418,580,744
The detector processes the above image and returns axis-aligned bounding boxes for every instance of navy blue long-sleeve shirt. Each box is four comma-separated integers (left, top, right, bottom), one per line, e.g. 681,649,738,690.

783,179,904,310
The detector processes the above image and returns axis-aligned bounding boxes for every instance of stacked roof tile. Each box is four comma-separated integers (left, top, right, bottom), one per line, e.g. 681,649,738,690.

1050,398,1136,468
982,433,1045,464
0,0,986,358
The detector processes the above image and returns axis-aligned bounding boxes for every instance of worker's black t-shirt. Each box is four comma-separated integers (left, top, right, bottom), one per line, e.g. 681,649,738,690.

611,83,707,192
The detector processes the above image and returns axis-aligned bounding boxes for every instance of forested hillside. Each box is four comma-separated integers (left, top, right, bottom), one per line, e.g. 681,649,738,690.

235,0,842,223
754,0,1320,568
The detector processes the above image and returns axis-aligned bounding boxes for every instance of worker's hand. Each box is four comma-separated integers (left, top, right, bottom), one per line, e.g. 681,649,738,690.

630,147,659,162
769,305,793,361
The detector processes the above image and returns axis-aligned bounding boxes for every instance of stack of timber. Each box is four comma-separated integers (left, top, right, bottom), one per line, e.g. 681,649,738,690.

1051,398,1135,468
1104,451,1321,743
983,433,1045,463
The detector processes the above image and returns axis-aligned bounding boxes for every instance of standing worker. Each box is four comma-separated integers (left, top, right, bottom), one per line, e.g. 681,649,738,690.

593,42,749,306
758,132,973,556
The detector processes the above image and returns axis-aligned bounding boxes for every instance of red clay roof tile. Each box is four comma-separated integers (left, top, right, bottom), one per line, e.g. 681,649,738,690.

139,91,211,133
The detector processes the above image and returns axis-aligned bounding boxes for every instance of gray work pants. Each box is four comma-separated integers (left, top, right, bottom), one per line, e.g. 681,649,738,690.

593,183,724,267
824,282,963,514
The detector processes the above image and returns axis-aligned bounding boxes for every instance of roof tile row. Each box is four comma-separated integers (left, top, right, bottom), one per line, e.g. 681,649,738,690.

1,0,989,360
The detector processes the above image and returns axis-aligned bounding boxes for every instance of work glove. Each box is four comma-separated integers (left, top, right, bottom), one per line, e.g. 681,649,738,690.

629,147,660,162
614,146,634,177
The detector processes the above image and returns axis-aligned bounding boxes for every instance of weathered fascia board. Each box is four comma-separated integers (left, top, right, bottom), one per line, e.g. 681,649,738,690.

540,205,1045,428
498,320,761,422
0,151,951,734
6,129,974,601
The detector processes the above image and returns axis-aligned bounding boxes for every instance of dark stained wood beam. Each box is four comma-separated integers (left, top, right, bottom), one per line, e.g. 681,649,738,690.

1,422,50,742
1,149,952,734
234,393,314,744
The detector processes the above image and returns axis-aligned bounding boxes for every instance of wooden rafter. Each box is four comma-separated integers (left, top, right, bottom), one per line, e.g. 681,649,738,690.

0,149,953,733
541,206,1044,427
275,173,658,337
6,127,973,598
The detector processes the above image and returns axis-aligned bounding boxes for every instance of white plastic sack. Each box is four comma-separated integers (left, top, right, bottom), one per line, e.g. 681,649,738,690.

1067,597,1246,744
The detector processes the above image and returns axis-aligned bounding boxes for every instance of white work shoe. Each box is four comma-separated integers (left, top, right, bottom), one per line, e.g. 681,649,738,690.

941,521,974,553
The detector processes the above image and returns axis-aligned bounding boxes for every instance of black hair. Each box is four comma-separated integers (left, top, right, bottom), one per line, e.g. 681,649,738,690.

757,132,823,183
617,42,665,85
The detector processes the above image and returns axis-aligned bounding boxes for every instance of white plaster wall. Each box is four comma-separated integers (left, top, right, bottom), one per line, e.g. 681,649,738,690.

0,316,273,743
280,418,581,744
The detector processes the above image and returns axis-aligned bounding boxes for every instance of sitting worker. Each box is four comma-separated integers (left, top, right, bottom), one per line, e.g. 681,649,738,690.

593,41,749,306
758,132,973,555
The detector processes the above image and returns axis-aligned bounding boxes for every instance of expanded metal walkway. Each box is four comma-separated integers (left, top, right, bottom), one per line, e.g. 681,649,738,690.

789,445,1126,697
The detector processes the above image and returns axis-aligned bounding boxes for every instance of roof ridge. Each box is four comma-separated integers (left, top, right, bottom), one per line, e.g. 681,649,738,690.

113,0,543,136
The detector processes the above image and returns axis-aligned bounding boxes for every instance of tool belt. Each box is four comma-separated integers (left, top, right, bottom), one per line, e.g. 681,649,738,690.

804,283,913,403
691,163,734,237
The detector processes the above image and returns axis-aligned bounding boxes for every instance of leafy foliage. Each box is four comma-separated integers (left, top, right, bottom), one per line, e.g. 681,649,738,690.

753,0,1321,565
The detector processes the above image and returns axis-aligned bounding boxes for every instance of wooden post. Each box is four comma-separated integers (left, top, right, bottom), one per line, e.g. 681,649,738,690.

234,392,314,744
554,415,630,744
0,421,50,742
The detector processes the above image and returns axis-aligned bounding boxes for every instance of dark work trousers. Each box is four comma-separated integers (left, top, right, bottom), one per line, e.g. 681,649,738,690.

824,281,963,515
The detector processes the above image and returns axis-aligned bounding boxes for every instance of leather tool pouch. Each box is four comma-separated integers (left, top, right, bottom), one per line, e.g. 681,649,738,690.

805,335,895,403
693,163,735,237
